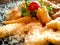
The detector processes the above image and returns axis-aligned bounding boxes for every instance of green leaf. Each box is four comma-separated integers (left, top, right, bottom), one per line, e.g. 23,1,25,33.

39,0,43,6
21,7,26,13
39,0,52,13
22,9,30,17
31,10,37,17
39,0,44,5
21,0,30,17
46,6,53,13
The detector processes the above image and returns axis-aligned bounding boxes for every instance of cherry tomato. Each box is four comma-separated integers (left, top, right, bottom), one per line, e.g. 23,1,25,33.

28,2,40,13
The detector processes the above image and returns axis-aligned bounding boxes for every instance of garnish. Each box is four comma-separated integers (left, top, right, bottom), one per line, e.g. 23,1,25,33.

39,0,44,6
46,6,53,13
39,0,53,13
22,0,53,17
24,0,28,8
28,2,40,13
22,9,30,17
22,0,30,17
31,10,37,17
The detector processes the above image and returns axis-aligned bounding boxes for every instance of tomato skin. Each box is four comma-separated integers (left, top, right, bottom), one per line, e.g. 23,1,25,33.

28,2,40,13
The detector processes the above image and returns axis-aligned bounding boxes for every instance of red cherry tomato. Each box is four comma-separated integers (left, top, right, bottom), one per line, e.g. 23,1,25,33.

28,2,40,13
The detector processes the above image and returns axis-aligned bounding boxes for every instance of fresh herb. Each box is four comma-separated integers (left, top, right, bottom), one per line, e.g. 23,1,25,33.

46,6,53,13
22,9,30,17
22,0,30,17
24,0,29,8
39,0,52,13
21,7,26,13
39,0,46,7
31,10,37,17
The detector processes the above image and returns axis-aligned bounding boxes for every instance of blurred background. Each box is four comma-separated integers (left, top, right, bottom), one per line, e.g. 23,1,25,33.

0,0,23,4
0,0,60,4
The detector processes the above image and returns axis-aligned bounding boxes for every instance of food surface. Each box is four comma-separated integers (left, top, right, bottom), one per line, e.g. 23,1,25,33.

0,0,60,45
